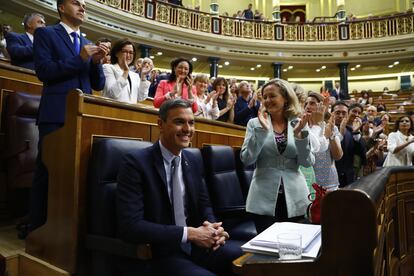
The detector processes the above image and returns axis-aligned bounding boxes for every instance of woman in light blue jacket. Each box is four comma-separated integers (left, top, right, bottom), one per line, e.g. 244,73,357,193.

241,79,314,233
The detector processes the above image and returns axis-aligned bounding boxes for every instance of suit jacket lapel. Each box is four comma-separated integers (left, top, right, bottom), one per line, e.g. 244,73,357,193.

23,33,33,45
152,142,171,203
181,152,196,205
54,24,76,55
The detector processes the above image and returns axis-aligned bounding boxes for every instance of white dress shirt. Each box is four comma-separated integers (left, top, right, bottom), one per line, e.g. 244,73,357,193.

59,22,80,43
159,141,188,243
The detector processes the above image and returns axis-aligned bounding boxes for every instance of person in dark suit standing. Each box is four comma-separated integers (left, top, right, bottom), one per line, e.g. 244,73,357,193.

116,99,243,276
5,13,45,70
333,102,367,187
29,0,108,232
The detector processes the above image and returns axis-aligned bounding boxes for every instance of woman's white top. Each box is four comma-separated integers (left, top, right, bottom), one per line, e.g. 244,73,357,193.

383,130,414,166
194,94,219,120
102,63,150,104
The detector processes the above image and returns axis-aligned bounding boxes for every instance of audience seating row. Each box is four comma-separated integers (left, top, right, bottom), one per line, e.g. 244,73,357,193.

86,137,257,276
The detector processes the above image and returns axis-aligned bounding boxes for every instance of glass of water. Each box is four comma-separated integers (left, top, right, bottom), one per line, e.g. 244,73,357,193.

277,233,302,260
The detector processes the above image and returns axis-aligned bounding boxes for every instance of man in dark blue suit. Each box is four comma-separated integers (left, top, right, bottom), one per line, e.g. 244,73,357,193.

5,13,45,70
333,102,367,187
117,99,243,275
29,0,108,232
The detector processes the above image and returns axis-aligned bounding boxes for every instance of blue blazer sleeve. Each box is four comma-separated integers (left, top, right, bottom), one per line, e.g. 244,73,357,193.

6,32,33,59
116,152,184,246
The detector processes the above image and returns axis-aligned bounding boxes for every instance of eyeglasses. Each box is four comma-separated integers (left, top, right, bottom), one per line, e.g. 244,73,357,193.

121,50,134,55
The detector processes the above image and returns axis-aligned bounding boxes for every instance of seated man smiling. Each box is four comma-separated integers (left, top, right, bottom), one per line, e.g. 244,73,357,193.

116,98,243,275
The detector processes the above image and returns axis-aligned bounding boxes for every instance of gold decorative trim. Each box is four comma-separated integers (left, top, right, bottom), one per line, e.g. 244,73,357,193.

95,0,414,41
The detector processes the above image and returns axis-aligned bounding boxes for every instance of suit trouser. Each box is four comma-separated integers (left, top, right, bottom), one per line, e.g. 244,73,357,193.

117,240,244,276
29,123,63,231
152,240,244,276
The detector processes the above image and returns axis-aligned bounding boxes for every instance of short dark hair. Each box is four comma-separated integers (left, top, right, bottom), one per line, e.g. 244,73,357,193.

23,13,44,30
331,100,349,111
168,57,192,82
159,99,192,121
349,103,363,113
394,116,413,132
110,38,136,66
96,37,111,44
56,0,65,17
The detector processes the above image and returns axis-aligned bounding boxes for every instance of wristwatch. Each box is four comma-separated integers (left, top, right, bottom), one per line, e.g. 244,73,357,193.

329,133,336,141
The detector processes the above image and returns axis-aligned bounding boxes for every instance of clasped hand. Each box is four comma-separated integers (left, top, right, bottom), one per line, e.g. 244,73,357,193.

188,221,229,251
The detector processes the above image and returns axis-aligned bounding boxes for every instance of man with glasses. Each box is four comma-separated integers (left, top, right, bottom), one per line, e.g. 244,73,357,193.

30,0,109,232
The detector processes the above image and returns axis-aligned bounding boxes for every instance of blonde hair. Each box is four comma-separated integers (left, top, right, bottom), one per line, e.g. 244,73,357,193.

290,82,307,104
193,73,209,83
262,78,302,119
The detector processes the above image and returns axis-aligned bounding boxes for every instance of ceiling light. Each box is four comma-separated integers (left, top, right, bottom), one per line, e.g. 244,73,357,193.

316,69,320,72
388,65,394,68
350,68,356,71
192,57,197,62
355,64,361,68
283,69,288,72
149,55,155,59
321,66,326,69
394,61,399,65
250,67,255,71
156,51,163,55
288,65,293,70
218,65,223,68
224,61,230,66
256,64,262,68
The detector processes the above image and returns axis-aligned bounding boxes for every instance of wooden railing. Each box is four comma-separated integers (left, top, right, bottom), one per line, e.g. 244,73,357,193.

95,0,414,41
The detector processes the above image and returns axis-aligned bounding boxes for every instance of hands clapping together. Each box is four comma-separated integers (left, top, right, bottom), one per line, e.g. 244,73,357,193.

81,42,110,64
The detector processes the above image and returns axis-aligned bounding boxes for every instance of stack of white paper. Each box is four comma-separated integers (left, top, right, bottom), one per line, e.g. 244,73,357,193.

241,222,322,258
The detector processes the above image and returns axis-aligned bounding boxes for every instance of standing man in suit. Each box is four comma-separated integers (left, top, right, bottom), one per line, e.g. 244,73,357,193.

333,102,367,187
117,99,243,275
5,13,45,70
30,0,108,232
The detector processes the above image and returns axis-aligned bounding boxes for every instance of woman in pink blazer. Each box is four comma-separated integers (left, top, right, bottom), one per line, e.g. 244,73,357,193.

153,57,198,113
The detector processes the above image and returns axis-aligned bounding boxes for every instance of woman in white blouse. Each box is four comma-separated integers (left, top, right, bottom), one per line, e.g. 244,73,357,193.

102,38,152,104
193,74,219,120
383,116,414,166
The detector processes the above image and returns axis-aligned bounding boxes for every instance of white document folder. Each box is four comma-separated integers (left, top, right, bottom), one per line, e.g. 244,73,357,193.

241,222,322,258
